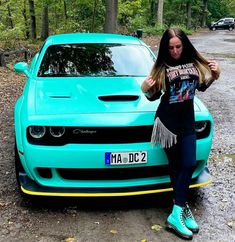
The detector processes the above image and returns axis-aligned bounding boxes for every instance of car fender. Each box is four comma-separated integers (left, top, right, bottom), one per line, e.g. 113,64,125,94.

14,96,35,180
14,96,24,149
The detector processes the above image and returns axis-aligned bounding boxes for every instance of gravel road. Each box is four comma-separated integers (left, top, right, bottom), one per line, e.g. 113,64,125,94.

0,30,234,242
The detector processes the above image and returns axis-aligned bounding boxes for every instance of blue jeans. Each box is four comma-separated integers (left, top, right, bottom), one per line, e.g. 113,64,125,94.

164,134,197,207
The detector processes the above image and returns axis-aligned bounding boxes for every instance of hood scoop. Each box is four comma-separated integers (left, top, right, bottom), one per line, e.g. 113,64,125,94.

98,95,139,102
48,95,71,99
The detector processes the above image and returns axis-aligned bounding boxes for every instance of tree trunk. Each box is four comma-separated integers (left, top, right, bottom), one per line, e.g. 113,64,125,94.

104,0,118,33
41,4,49,40
201,0,208,27
23,0,30,39
157,0,164,27
7,4,14,28
186,0,192,29
149,0,157,26
63,0,68,19
91,0,98,32
28,0,37,39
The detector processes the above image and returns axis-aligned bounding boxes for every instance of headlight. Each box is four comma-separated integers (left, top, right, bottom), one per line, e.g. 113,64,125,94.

49,127,65,138
29,126,46,138
195,121,207,132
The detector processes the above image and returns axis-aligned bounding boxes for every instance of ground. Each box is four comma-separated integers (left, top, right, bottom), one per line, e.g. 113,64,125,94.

0,29,234,242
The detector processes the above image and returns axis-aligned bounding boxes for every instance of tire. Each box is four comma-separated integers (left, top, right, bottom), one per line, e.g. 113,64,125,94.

212,27,216,31
229,27,233,31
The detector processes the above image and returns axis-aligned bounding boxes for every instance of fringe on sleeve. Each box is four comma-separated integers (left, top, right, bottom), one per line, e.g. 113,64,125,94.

151,117,177,148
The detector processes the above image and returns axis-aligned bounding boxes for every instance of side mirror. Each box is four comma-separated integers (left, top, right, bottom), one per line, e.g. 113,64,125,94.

14,62,30,77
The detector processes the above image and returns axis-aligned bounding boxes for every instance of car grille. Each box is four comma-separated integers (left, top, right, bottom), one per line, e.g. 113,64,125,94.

37,160,203,181
37,165,169,180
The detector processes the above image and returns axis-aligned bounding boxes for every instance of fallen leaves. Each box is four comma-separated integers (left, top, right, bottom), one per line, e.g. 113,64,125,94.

0,202,6,207
151,224,162,232
227,221,234,228
65,237,76,242
110,229,118,234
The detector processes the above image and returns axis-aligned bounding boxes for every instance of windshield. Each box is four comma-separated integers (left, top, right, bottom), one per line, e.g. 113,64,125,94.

38,43,155,77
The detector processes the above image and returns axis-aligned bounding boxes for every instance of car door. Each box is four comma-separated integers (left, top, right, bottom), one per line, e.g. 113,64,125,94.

216,20,225,30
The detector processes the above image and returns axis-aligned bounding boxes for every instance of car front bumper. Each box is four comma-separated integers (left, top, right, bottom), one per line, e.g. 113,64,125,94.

19,167,212,197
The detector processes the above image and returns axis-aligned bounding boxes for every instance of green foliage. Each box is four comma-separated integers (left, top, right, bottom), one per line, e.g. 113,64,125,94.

208,0,235,23
144,23,192,36
53,20,81,34
169,24,193,35
143,23,167,35
0,27,25,48
118,0,147,33
59,0,105,33
164,0,201,28
0,0,233,48
128,15,146,33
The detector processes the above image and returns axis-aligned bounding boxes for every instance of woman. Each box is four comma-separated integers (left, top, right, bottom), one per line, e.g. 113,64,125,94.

141,28,220,239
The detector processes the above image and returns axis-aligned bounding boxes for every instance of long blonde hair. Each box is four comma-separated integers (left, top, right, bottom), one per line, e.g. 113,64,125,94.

151,28,211,91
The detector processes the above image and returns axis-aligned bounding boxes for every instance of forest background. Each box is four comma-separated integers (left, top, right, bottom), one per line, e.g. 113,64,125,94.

0,0,235,50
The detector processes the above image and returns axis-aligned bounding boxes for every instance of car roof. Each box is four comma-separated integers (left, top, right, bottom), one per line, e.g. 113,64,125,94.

44,33,144,46
220,17,234,21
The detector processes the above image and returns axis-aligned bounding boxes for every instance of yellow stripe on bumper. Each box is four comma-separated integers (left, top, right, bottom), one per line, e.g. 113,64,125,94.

21,179,212,197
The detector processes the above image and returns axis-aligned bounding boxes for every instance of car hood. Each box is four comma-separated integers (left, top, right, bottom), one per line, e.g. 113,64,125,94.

33,77,202,115
34,77,158,115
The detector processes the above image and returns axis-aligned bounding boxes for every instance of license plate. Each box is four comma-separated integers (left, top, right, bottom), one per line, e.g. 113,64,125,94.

105,151,147,165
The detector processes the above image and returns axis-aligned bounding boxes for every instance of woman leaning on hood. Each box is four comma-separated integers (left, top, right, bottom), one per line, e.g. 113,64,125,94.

141,28,220,240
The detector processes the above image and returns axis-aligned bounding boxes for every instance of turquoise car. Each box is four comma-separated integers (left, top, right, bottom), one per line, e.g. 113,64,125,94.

14,33,213,197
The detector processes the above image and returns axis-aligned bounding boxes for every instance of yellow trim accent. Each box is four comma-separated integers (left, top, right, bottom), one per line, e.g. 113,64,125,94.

21,179,212,197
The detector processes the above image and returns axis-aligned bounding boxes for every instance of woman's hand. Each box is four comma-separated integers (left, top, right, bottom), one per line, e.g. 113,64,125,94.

141,76,156,93
208,60,221,80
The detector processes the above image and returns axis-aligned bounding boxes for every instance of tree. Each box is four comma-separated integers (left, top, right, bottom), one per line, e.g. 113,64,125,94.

91,0,98,32
7,4,14,28
0,0,234,48
63,0,68,19
201,0,208,27
22,0,30,39
157,0,164,27
186,0,192,28
149,0,157,26
28,0,36,39
41,2,49,40
104,0,118,33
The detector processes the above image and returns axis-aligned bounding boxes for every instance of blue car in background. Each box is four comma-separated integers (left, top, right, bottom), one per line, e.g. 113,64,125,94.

14,33,213,197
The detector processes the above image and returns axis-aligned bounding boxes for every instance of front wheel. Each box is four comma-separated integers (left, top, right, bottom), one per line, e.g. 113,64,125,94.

212,27,216,31
229,27,233,31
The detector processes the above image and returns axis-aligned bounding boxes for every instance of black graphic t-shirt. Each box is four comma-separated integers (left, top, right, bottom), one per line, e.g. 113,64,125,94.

154,62,200,137
166,63,199,104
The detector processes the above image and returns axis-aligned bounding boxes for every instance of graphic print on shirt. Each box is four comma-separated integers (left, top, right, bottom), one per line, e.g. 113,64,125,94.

166,63,199,104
